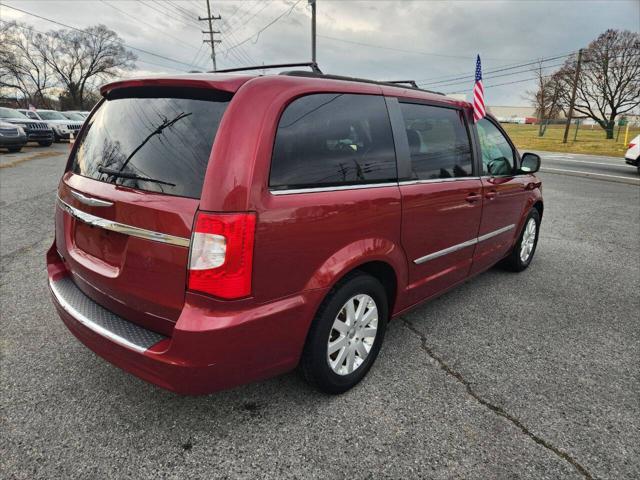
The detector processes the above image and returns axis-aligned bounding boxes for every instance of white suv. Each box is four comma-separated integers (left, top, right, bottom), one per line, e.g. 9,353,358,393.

18,109,83,142
625,134,639,174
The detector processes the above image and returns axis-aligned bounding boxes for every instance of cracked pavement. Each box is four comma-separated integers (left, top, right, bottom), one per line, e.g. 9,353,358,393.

1,146,639,479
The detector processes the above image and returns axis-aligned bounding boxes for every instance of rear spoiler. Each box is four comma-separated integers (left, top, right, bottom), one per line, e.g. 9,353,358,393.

100,75,251,97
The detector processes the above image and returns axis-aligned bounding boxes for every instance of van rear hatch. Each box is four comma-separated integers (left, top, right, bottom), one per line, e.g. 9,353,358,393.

55,85,232,336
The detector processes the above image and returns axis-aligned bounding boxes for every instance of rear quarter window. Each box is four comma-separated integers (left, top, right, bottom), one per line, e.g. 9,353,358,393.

72,87,231,198
270,93,397,190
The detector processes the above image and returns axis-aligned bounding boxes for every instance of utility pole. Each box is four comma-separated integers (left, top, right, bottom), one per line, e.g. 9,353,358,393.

199,0,221,71
562,48,584,144
309,0,316,65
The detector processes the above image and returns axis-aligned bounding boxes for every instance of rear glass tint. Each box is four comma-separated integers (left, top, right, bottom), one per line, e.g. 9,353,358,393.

72,87,231,198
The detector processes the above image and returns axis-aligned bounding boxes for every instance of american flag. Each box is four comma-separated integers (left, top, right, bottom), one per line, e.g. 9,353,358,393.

473,55,485,122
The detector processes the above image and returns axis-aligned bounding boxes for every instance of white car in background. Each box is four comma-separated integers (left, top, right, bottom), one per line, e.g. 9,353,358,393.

624,134,639,174
18,109,83,142
59,111,85,122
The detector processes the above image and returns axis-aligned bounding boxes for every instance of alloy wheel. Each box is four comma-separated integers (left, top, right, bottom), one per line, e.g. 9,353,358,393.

520,218,537,263
327,294,378,376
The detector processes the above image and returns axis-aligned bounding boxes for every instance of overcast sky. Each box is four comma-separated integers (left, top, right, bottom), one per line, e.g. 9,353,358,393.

2,0,639,105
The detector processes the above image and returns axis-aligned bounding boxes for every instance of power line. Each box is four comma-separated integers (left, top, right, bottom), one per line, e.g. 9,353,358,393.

100,0,201,52
220,0,302,56
142,0,201,28
444,75,556,95
418,54,575,87
429,62,566,89
166,0,200,19
1,3,207,70
318,34,523,61
226,1,271,32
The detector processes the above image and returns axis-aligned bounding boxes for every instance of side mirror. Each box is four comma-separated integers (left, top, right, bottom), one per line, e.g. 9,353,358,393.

520,153,541,174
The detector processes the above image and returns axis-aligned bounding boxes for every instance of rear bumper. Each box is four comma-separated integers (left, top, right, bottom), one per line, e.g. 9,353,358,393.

47,244,326,395
625,156,639,167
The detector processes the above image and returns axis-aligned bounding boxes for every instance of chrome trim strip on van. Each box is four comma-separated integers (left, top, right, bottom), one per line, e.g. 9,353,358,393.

57,197,191,248
413,224,516,265
270,182,398,195
70,190,114,207
476,224,516,242
414,238,478,264
398,177,481,186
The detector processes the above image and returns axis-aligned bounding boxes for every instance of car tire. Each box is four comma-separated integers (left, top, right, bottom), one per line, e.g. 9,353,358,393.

500,208,541,272
300,272,388,394
38,141,53,147
8,147,22,153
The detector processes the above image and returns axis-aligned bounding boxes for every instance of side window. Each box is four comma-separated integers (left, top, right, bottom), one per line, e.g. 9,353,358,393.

476,119,516,176
270,93,397,189
399,103,473,180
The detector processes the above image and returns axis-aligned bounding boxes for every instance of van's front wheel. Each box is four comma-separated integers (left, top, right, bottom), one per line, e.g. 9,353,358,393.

500,209,541,272
301,273,388,394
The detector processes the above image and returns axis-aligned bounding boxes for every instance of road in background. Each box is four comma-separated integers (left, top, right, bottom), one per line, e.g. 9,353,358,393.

1,148,639,479
533,150,639,185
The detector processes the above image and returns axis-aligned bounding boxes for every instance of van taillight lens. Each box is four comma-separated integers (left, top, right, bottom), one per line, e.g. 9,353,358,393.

629,143,636,149
188,212,256,299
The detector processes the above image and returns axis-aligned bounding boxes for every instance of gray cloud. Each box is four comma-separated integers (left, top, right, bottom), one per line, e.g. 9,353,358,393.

3,0,638,105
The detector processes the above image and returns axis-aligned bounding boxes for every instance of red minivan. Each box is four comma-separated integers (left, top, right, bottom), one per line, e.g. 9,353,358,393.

47,68,543,395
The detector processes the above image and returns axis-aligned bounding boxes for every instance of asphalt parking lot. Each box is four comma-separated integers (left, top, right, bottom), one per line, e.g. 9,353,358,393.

1,145,639,479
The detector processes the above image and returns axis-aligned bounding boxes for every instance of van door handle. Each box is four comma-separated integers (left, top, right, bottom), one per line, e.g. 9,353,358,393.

465,193,482,203
485,190,498,200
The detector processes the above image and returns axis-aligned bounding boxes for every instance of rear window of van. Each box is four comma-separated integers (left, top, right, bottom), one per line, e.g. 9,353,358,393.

71,87,231,198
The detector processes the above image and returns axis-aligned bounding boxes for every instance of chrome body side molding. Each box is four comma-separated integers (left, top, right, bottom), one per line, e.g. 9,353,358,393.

57,197,191,248
413,224,515,265
269,182,398,195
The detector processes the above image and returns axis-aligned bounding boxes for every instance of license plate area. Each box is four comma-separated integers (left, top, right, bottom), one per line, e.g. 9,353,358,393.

74,221,127,267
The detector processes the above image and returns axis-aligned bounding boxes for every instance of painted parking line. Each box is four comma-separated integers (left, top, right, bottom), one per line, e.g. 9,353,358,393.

542,157,636,168
540,167,640,185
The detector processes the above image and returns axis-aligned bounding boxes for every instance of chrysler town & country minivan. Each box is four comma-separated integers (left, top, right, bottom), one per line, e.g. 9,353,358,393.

47,69,543,394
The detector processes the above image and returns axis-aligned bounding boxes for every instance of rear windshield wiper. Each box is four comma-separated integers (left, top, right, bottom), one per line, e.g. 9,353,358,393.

98,166,176,187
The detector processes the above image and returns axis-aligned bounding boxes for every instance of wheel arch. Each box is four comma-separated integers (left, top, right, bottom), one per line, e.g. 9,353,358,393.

532,200,544,219
303,238,407,317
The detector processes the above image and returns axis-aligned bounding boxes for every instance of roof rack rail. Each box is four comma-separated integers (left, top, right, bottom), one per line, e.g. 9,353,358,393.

385,80,419,88
279,71,444,96
212,62,322,74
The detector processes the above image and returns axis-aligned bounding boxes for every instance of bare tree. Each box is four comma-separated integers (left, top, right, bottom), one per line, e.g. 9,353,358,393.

35,24,136,109
526,61,565,136
0,22,55,108
558,29,640,139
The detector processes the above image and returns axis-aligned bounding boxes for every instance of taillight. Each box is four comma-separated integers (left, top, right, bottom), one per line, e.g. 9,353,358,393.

188,212,256,299
629,143,636,149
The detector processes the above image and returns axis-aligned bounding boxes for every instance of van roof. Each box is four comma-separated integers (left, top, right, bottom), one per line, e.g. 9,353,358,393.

100,72,470,110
